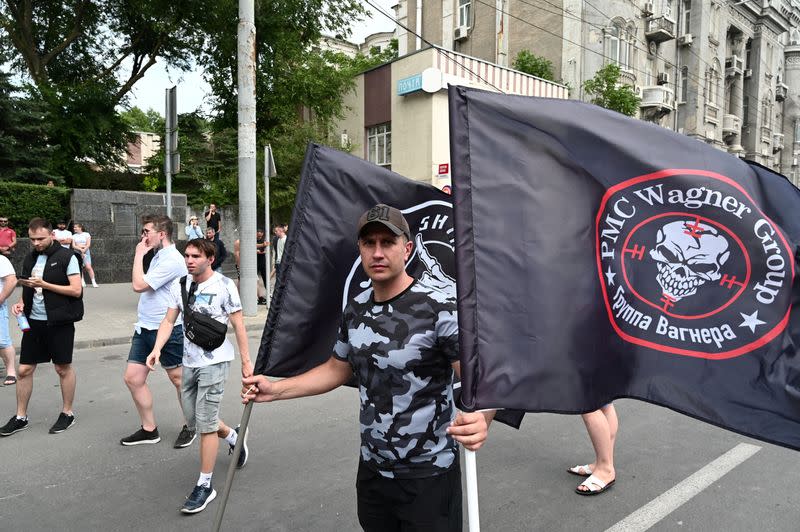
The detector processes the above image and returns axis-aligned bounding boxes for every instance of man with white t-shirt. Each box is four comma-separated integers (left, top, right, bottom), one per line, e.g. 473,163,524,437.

146,238,252,514
0,254,18,386
52,220,72,249
121,215,194,448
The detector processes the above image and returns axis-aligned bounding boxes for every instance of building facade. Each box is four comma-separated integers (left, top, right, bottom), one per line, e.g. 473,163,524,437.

389,0,800,186
334,46,567,185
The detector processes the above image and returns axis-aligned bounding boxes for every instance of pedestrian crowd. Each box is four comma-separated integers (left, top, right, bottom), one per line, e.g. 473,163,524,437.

0,204,616,529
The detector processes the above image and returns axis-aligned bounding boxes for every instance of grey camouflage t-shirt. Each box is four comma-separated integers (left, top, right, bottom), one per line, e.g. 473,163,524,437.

333,278,459,479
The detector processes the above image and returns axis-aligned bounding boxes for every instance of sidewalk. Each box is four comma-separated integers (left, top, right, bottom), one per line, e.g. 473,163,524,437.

6,283,269,351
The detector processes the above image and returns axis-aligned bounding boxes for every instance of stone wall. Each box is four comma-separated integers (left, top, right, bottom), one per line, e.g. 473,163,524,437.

6,189,247,284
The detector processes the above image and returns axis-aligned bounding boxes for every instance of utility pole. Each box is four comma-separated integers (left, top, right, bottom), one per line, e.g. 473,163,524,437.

164,86,178,218
237,0,257,316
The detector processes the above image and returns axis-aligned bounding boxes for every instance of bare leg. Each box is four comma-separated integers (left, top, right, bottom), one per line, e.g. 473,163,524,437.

199,431,221,474
165,366,186,423
124,363,156,431
53,363,76,413
84,263,97,283
1,345,16,379
15,364,35,417
578,408,616,490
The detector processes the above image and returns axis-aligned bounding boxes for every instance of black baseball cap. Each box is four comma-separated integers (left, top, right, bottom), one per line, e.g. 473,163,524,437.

357,204,411,241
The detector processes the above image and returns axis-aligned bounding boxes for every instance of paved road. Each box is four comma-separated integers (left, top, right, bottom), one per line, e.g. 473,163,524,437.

0,338,798,531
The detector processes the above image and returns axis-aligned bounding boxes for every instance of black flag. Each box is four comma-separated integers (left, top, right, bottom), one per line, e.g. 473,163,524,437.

254,144,455,377
450,87,800,450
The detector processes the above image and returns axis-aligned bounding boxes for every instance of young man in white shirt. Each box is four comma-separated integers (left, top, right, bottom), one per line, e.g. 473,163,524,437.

147,238,253,514
121,215,194,448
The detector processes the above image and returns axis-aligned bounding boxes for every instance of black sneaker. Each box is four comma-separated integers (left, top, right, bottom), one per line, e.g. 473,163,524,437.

180,483,217,514
228,425,248,469
174,425,197,448
257,297,267,305
49,412,75,434
0,416,28,436
120,426,161,446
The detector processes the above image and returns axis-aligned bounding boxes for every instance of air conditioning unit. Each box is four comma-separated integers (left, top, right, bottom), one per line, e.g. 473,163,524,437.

677,34,693,46
657,72,669,85
642,2,654,17
454,26,469,41
743,68,752,79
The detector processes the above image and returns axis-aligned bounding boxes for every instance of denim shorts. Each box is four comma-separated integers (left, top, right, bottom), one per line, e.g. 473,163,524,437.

181,362,230,433
0,304,10,349
127,325,184,369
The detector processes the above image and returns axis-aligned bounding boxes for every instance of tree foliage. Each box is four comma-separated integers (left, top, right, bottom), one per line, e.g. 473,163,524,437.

121,107,164,133
0,73,58,183
512,50,555,81
583,64,640,117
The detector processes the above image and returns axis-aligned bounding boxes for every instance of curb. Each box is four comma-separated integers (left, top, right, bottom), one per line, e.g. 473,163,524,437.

73,320,266,351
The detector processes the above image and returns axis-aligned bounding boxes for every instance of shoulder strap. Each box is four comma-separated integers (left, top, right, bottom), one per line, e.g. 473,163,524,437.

179,276,192,321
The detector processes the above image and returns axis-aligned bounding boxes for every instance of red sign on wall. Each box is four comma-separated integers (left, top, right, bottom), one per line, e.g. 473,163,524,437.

438,163,449,175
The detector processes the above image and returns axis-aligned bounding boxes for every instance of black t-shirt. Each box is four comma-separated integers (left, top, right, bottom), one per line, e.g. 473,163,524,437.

206,211,221,232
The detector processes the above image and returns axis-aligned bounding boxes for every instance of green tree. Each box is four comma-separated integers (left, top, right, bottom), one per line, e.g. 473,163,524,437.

512,50,555,81
0,73,58,183
583,64,640,117
121,107,164,133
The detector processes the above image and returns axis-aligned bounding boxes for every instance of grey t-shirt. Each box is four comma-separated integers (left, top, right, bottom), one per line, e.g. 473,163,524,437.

333,278,459,479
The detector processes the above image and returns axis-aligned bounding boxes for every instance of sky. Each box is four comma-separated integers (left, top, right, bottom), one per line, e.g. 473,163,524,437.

128,1,397,116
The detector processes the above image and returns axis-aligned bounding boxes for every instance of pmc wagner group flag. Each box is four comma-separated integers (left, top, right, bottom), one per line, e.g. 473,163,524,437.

449,87,800,450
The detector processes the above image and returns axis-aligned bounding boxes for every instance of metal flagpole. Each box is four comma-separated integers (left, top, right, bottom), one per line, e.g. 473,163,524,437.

264,144,276,306
212,401,254,531
465,449,481,532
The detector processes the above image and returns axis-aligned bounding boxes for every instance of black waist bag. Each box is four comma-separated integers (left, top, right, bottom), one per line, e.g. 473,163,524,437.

180,276,228,351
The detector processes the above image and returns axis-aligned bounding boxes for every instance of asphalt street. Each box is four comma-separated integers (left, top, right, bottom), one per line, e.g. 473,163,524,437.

0,335,798,532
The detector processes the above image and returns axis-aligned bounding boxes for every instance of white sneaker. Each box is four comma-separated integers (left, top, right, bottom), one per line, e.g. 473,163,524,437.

92,281,99,287
81,279,86,288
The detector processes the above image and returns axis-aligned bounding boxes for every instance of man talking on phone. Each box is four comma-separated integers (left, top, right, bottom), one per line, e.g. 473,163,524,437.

0,218,83,437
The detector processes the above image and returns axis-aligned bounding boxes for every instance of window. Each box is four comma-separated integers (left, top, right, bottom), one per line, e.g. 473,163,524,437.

367,123,391,168
683,0,691,34
791,29,800,46
606,20,631,69
710,4,719,37
458,0,471,28
706,60,721,106
663,0,673,19
795,119,800,142
743,96,749,126
762,97,771,128
680,66,689,102
745,40,752,69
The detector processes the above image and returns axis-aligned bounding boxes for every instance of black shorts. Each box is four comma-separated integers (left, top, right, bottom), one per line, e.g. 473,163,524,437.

20,319,75,365
356,460,462,532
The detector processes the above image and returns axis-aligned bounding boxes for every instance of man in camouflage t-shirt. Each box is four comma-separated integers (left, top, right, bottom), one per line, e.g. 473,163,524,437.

243,204,495,531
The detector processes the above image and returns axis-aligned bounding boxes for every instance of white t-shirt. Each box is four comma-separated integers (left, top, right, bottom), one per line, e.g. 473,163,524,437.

53,229,73,248
72,232,90,248
0,255,13,309
168,272,242,368
29,254,80,320
135,244,187,330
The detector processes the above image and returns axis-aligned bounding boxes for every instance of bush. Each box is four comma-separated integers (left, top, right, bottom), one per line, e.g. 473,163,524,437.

0,182,71,233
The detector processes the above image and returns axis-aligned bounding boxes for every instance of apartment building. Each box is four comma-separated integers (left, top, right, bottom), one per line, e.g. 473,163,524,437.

335,45,567,186
391,0,800,186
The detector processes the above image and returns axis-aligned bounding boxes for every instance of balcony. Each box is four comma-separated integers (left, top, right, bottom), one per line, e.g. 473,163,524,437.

722,114,741,138
725,56,743,78
640,86,675,112
776,83,788,102
705,102,720,125
773,133,785,152
645,16,676,43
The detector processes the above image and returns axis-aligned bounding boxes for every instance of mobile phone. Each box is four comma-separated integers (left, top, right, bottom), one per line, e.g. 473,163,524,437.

17,275,29,280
